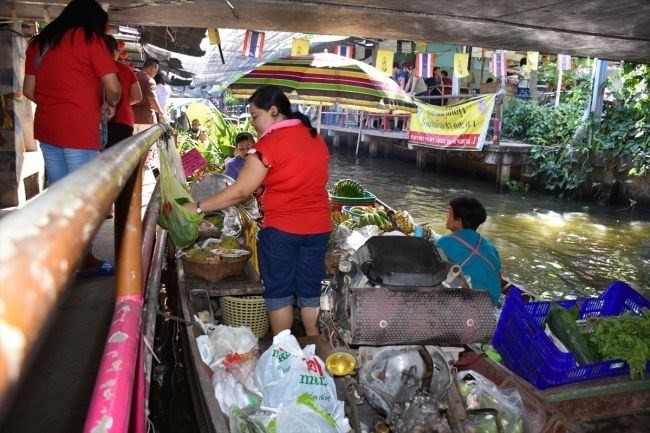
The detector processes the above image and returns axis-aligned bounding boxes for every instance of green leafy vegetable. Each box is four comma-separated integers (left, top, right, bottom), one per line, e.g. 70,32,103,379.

588,309,650,379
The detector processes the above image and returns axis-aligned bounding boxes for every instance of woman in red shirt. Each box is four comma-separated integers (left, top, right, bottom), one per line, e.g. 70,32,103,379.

185,85,331,336
23,0,121,276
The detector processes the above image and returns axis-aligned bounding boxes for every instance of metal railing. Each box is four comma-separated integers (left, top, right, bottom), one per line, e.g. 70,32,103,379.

0,124,167,432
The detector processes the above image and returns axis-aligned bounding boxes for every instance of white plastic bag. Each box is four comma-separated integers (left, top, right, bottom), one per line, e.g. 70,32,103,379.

197,325,262,414
274,394,339,433
254,330,348,432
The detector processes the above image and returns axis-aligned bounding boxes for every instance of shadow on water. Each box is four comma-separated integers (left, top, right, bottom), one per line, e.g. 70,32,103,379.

328,147,650,298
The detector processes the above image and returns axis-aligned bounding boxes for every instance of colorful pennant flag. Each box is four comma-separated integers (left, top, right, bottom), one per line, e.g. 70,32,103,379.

291,38,310,56
400,41,412,53
335,45,355,58
414,41,428,53
454,53,470,78
557,54,572,71
242,30,265,58
207,28,221,45
527,51,539,71
375,49,394,76
415,53,435,78
492,51,507,77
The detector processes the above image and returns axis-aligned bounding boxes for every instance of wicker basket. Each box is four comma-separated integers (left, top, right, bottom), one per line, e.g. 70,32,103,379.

181,250,250,283
220,296,269,338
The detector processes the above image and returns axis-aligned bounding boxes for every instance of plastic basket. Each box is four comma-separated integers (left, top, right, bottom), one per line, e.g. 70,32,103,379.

330,191,376,211
492,281,650,389
220,296,270,338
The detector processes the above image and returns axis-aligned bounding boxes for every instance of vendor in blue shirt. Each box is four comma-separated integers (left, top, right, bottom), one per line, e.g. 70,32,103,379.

225,132,255,180
435,196,503,305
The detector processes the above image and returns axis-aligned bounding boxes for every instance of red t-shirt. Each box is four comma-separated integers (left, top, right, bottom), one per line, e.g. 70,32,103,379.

109,61,138,127
25,29,117,150
253,122,331,234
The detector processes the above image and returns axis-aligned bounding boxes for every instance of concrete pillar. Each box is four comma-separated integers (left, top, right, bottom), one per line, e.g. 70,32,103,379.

416,149,425,169
369,141,378,158
496,164,511,192
332,135,340,148
434,150,444,172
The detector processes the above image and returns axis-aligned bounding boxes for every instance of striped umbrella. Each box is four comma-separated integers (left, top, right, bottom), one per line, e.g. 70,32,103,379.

229,53,418,113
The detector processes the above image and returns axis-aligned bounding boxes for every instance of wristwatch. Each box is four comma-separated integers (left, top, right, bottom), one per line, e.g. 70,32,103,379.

195,202,202,213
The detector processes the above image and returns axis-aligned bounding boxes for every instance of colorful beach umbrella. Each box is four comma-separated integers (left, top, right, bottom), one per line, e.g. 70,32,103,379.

229,53,418,114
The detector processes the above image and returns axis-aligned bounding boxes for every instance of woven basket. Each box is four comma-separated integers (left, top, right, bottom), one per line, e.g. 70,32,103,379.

182,250,250,283
220,296,269,338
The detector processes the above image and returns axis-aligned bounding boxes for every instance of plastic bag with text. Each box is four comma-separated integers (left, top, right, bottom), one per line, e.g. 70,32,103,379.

254,330,349,432
158,143,203,248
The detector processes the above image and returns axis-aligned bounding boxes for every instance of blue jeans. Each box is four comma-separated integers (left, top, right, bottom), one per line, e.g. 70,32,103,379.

40,142,100,257
257,227,330,311
40,142,100,185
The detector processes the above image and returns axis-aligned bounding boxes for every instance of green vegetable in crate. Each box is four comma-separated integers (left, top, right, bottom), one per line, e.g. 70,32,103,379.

588,309,650,379
332,179,364,198
546,303,600,365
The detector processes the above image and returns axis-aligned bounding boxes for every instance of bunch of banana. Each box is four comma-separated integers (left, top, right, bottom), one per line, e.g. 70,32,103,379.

331,210,350,226
394,209,415,234
347,206,393,232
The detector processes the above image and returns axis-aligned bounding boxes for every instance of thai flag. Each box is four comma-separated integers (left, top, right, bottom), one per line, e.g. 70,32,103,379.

242,30,265,58
492,51,507,77
415,53,435,78
557,54,572,71
335,45,355,58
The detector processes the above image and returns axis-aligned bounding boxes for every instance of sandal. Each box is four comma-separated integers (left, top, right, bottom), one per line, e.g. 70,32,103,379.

77,259,115,278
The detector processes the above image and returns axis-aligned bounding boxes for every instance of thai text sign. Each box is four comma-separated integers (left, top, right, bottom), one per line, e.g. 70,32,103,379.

181,148,207,177
408,95,495,151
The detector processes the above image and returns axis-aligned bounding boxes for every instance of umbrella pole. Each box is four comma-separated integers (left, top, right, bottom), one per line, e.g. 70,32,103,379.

317,102,322,135
356,112,364,155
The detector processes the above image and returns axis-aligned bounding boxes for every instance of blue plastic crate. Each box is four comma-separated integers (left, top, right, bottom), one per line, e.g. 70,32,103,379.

492,281,650,389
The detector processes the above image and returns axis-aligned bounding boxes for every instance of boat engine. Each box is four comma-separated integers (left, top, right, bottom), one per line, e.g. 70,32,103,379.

319,236,497,433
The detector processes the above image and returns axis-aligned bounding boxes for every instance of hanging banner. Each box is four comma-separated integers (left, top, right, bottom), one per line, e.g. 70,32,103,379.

557,54,572,70
527,51,539,71
454,53,470,78
335,45,355,58
291,38,310,56
415,53,435,78
407,95,496,151
491,51,507,77
414,41,428,53
242,30,265,58
374,49,394,76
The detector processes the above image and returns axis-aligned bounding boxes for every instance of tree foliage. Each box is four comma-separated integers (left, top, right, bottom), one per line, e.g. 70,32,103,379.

501,62,649,198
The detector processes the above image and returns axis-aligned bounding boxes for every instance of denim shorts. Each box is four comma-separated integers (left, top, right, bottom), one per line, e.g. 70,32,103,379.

40,142,100,185
257,227,330,311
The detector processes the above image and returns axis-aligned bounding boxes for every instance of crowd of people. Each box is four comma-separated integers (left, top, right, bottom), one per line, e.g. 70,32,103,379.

392,61,453,106
22,0,172,277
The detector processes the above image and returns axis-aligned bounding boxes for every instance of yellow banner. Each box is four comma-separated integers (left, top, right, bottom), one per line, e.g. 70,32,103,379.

291,38,310,56
375,49,394,76
408,95,496,150
454,53,469,78
414,41,428,53
527,51,539,71
207,28,221,45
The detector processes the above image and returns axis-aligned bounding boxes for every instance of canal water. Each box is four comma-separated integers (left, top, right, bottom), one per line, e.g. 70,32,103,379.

327,147,650,298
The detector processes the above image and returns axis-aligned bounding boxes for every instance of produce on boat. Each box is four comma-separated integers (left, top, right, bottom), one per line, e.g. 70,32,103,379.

168,176,650,433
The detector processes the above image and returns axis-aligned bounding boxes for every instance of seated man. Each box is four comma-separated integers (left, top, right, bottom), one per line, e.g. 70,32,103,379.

224,132,255,180
435,196,502,305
